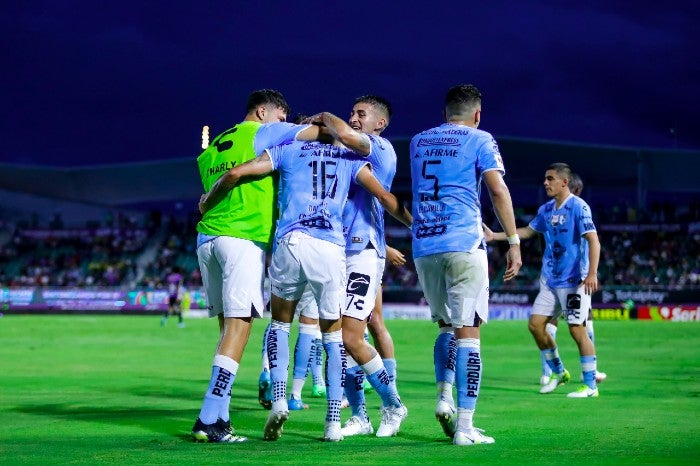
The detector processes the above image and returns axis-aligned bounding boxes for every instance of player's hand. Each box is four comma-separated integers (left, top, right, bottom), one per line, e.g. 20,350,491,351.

386,245,406,266
482,222,494,242
306,113,326,126
502,245,522,281
581,273,598,295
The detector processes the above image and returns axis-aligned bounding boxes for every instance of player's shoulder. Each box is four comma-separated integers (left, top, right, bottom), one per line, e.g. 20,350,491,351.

540,198,556,212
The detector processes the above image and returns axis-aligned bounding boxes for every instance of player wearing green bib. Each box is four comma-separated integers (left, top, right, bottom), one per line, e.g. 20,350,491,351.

191,89,321,443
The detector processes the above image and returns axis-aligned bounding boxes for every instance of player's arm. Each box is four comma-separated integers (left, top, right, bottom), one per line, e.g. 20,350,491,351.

308,112,371,156
199,152,274,214
582,231,600,295
484,223,536,242
356,166,412,228
483,170,522,281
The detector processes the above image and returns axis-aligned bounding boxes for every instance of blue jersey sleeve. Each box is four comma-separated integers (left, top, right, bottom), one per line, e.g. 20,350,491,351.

254,123,310,154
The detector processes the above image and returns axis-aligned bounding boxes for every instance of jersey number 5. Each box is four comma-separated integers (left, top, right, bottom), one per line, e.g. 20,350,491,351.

420,160,441,201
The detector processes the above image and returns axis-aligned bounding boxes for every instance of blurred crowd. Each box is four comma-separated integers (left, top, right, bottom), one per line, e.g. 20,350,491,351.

1,202,698,291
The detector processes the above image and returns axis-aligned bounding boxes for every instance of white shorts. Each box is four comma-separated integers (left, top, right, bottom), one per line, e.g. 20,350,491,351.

296,285,319,320
197,236,266,319
531,276,590,325
344,248,385,321
268,231,346,321
415,249,489,327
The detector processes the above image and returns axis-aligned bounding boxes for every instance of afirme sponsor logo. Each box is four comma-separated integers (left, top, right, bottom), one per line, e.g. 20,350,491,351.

592,308,631,320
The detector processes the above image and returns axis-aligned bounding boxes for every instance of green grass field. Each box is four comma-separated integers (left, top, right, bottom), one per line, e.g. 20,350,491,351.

1,315,698,465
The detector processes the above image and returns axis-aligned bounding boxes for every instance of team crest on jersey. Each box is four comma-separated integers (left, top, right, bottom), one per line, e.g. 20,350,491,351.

551,214,567,226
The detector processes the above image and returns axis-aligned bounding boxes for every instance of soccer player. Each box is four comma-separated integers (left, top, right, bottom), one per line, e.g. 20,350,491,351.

410,84,521,446
339,96,408,438
190,89,322,443
485,163,602,398
534,172,606,385
161,266,184,328
199,111,412,442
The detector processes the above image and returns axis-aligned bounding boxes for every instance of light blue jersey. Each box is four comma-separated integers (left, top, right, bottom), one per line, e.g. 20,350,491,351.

529,194,596,288
343,134,397,257
409,123,505,258
267,141,369,247
253,122,311,155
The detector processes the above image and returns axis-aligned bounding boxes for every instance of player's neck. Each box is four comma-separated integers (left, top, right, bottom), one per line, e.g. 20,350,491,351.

554,191,571,208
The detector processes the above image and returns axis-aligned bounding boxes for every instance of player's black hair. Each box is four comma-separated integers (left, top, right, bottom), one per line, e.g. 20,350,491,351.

445,84,482,117
547,162,572,182
246,89,291,114
569,172,583,195
354,95,393,122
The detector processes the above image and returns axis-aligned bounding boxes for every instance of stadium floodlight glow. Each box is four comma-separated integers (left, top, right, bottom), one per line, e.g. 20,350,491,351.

201,125,210,149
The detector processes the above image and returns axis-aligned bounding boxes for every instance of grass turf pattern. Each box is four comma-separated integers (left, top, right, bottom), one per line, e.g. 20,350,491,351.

1,316,697,464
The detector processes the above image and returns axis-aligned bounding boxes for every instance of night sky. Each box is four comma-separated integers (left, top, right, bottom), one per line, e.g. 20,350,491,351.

1,1,698,168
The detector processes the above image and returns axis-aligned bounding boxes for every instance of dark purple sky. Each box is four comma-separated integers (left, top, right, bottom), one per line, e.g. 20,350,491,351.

1,2,698,167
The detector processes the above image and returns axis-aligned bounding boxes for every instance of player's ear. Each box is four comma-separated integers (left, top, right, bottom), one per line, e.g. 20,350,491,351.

255,105,266,121
474,110,481,128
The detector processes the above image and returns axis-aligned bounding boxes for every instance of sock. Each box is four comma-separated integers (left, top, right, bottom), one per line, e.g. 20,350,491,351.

581,355,597,389
261,322,271,372
310,337,325,386
383,358,397,386
362,354,401,408
290,378,305,399
586,320,595,343
344,359,368,420
541,323,557,377
323,330,346,424
292,323,316,391
457,408,475,433
268,320,290,412
542,347,566,375
198,354,238,425
456,338,481,411
434,327,456,385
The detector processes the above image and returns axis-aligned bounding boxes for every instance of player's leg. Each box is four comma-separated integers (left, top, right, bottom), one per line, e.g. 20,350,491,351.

258,322,272,409
263,233,305,440
175,297,184,328
343,249,406,438
367,287,398,388
434,322,457,438
309,325,326,397
300,237,350,442
416,254,459,440
446,250,495,446
565,287,599,398
540,319,558,384
192,236,262,443
586,309,607,382
288,308,317,410
531,278,570,394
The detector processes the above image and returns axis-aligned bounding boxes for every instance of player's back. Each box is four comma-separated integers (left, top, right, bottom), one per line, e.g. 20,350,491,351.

196,121,308,246
268,140,368,247
409,123,504,257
